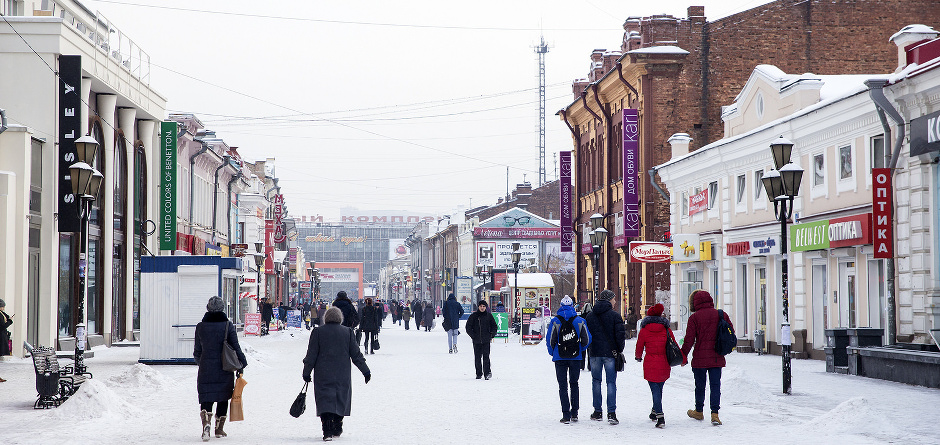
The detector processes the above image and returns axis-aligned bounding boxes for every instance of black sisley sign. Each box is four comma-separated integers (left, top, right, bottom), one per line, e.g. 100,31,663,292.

910,109,940,158
57,55,82,232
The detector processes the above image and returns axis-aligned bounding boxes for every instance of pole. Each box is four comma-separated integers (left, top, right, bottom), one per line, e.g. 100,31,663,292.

778,197,792,395
592,248,600,301
74,197,90,375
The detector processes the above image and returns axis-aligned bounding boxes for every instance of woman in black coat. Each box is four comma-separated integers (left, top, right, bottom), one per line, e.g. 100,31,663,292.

0,298,13,357
194,296,247,441
466,300,498,379
422,301,435,331
358,298,380,354
303,307,371,441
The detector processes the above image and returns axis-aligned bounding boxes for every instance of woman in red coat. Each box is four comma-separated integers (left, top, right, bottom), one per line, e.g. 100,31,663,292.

635,303,680,428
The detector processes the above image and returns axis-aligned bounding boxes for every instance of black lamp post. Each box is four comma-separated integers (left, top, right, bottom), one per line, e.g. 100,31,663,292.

253,242,265,302
760,136,803,395
69,134,102,377
312,269,320,301
511,242,522,318
475,264,491,302
588,213,608,301
425,268,431,303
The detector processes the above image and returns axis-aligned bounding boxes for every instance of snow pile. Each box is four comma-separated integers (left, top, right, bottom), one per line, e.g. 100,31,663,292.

805,397,896,437
240,342,271,369
720,366,777,407
107,363,172,391
50,379,143,420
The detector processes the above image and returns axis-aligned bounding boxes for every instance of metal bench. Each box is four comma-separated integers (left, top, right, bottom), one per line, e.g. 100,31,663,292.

31,346,87,409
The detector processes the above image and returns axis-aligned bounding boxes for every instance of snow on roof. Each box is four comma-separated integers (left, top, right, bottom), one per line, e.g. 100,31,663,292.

889,24,938,42
627,45,689,55
502,273,555,289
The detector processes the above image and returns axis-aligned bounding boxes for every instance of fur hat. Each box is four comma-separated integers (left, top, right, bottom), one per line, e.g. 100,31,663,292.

206,296,224,312
646,303,664,317
560,295,573,306
324,306,344,324
598,289,616,301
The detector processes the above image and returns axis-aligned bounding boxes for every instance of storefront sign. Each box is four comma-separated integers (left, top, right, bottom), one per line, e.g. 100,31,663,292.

628,242,673,263
581,224,594,254
57,55,82,233
264,219,274,273
689,189,708,216
622,109,641,237
612,213,627,248
159,121,177,249
521,307,543,343
726,241,750,256
750,237,780,256
320,272,358,282
828,213,871,248
872,169,893,258
244,313,261,336
791,220,829,251
910,110,940,157
231,243,248,257
472,227,560,239
493,312,509,338
560,151,574,252
672,234,701,262
272,194,286,243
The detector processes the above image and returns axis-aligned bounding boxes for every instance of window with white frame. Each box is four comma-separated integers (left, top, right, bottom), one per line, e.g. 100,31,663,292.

681,191,689,216
839,145,853,179
708,181,718,210
754,170,764,200
870,135,885,170
736,174,746,204
813,154,825,187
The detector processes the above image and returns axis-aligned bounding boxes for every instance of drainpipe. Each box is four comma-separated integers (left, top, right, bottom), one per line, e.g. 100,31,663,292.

648,166,670,201
865,79,905,346
226,171,244,246
591,83,612,292
189,141,211,235
615,63,639,98
558,108,585,299
211,155,231,242
0,108,8,135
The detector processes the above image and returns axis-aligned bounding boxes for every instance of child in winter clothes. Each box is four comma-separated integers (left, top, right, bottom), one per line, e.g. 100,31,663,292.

635,303,681,428
546,295,592,424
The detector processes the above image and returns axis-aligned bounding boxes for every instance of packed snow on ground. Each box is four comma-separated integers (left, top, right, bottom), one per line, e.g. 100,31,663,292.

1,319,938,444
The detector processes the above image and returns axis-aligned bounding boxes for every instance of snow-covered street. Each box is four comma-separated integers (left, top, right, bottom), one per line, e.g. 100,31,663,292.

1,320,937,444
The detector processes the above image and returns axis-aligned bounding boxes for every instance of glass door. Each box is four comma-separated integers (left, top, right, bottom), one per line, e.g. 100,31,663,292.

755,267,767,352
812,263,828,349
839,261,857,328
867,259,885,331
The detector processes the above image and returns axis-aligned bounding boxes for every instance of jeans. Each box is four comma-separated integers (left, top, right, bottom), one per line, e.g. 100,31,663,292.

363,331,374,353
692,367,722,413
554,360,581,416
472,342,491,377
589,356,617,412
447,329,460,350
648,381,665,414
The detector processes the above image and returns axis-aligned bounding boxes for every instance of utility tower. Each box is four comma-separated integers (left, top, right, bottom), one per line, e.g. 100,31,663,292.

534,35,549,187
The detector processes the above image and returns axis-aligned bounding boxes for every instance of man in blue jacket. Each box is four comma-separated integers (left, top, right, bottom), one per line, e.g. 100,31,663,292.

442,293,464,354
547,295,591,424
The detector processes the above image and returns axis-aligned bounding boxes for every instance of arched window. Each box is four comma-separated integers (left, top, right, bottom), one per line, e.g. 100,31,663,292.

112,130,128,342
133,142,147,331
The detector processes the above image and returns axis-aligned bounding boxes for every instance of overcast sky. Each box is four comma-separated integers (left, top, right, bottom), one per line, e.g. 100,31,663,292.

81,0,769,220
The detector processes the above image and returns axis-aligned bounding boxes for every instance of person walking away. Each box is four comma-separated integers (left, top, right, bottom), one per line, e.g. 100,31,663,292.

466,300,498,380
584,289,625,425
442,293,464,353
422,301,435,332
546,295,591,423
194,296,248,441
494,300,506,312
635,303,681,428
302,307,371,441
260,298,274,336
358,298,380,354
412,300,424,331
302,301,312,330
402,302,412,330
278,303,290,330
680,289,733,426
332,291,360,329
390,300,398,324
625,307,640,339
316,303,326,327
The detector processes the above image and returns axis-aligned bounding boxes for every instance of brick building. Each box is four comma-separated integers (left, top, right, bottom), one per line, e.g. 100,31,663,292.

465,180,561,222
558,0,940,315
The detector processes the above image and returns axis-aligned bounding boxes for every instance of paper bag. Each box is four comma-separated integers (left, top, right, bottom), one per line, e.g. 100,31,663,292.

229,376,247,421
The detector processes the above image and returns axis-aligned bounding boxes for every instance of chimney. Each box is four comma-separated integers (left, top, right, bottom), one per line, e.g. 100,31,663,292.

889,24,939,72
668,133,693,159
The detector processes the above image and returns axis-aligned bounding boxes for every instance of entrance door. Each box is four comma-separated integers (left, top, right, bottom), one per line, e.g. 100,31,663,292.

679,268,703,331
812,263,828,349
28,249,41,348
755,267,767,352
867,259,886,334
838,261,857,328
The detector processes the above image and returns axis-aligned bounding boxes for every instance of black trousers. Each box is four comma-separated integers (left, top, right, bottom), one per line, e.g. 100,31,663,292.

472,342,492,377
320,412,344,436
200,401,228,417
363,331,374,353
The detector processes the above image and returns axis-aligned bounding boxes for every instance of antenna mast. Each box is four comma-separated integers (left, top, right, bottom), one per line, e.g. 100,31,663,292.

534,35,550,187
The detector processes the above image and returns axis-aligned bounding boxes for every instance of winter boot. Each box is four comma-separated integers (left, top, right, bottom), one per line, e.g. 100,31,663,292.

711,412,722,426
321,416,333,441
655,412,665,428
453,344,457,353
649,408,657,421
607,412,619,425
214,415,227,438
560,414,571,424
200,410,212,442
570,410,578,422
590,410,603,421
687,409,704,420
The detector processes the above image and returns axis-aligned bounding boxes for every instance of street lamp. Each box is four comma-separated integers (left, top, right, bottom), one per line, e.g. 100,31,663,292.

69,134,101,377
475,264,491,302
511,242,522,320
588,213,608,301
760,136,803,395
425,268,432,302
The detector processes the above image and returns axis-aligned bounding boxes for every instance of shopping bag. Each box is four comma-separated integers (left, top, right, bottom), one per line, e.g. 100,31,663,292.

289,382,308,418
666,332,683,367
371,334,381,351
229,376,247,421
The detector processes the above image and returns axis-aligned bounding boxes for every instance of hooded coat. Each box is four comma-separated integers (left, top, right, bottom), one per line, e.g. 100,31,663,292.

442,295,464,330
332,295,360,329
422,303,435,327
635,315,679,382
412,301,424,325
546,303,592,361
465,303,497,344
583,299,625,357
302,308,371,416
194,311,248,403
680,290,734,368
359,303,380,333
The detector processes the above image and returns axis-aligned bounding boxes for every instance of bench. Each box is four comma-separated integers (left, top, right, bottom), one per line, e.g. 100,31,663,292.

31,346,88,409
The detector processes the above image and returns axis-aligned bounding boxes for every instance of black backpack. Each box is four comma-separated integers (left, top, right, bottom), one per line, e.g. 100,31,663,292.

715,309,736,356
555,315,580,359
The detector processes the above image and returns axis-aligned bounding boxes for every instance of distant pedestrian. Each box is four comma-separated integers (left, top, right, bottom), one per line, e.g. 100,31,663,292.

442,293,464,353
422,301,435,331
402,302,412,330
390,300,399,324
332,291,360,329
260,298,274,336
584,289,625,425
316,303,326,326
546,295,591,424
302,301,312,330
194,296,247,441
1,298,13,358
358,298,380,354
278,303,289,330
302,307,371,441
413,300,424,331
680,289,733,426
494,300,506,312
635,303,681,428
625,307,640,339
466,300,497,380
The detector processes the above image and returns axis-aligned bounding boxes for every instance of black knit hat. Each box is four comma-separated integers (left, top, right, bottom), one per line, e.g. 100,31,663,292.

477,300,488,307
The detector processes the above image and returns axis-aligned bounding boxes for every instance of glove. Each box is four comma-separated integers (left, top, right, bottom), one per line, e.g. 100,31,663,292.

364,373,371,384
303,374,311,383
635,357,643,363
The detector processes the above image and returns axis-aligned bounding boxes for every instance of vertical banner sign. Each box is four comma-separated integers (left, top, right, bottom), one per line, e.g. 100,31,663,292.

559,151,573,252
160,121,177,250
57,55,82,233
872,168,893,258
264,219,274,273
622,109,640,237
272,194,286,243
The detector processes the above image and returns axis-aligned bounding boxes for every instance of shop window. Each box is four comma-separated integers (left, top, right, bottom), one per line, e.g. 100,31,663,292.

839,145,853,180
